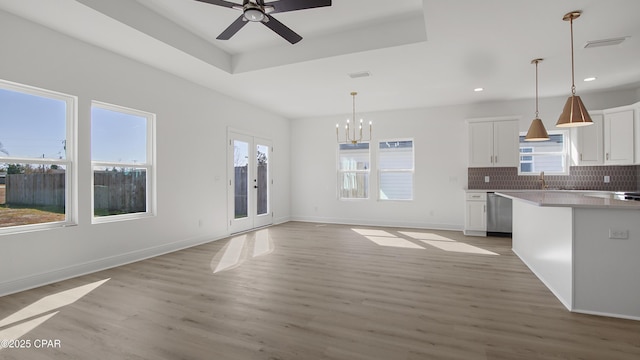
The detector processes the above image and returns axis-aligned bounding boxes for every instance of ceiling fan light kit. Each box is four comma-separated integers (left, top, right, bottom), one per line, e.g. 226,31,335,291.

195,0,332,44
556,10,593,128
244,6,266,22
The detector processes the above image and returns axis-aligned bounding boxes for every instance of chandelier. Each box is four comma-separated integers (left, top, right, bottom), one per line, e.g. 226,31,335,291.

336,92,372,144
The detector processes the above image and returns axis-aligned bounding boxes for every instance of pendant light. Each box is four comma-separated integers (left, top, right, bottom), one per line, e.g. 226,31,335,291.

556,10,593,127
525,58,550,141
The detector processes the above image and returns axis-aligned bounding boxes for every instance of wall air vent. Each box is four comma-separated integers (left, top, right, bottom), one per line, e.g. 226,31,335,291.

584,37,627,48
348,71,372,79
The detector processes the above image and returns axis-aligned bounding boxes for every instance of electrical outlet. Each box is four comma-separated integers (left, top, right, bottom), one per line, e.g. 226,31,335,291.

609,229,629,239
484,176,490,183
604,175,610,183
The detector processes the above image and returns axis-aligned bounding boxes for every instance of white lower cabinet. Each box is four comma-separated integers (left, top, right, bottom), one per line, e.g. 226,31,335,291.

464,191,487,236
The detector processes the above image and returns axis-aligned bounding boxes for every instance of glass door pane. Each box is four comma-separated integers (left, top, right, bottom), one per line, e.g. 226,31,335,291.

256,143,269,216
234,140,249,219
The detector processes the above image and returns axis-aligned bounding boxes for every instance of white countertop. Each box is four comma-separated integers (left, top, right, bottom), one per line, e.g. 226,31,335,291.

495,191,640,210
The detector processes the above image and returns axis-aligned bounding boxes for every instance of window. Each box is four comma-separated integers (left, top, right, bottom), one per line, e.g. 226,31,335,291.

518,131,569,175
0,79,76,233
338,142,369,199
91,101,155,221
378,140,414,200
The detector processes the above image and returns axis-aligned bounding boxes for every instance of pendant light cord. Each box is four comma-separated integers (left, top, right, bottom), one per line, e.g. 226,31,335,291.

535,60,539,118
570,16,576,95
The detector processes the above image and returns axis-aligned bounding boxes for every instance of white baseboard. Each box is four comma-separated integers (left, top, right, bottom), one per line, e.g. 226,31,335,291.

0,232,228,297
571,308,640,321
289,216,462,232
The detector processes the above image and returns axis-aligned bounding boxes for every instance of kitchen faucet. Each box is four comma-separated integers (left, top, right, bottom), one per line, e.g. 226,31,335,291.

539,171,547,190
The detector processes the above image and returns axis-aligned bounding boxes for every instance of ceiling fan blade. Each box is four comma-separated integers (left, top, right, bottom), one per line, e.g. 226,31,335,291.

217,15,248,40
268,0,331,14
262,15,302,44
193,0,240,9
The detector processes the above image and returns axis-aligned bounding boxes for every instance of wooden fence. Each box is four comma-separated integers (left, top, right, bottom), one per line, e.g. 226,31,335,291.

6,173,66,207
5,171,146,214
94,170,146,215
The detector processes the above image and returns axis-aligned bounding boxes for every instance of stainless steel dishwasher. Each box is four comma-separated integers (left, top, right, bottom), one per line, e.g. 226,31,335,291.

487,192,512,237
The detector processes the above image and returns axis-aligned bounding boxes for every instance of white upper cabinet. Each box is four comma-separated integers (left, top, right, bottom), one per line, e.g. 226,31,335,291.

575,112,604,165
604,107,635,165
468,119,519,167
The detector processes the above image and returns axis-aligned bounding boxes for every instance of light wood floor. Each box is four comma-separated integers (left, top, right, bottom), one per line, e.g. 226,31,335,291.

1,221,639,359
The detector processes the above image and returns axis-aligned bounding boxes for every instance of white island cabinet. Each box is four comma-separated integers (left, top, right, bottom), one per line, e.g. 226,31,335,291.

497,191,640,320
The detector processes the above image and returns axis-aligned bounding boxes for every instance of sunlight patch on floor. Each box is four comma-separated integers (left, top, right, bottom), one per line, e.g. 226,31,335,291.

253,229,272,257
211,229,275,273
0,312,58,343
0,278,110,328
353,228,425,249
353,228,498,255
0,278,109,345
213,235,246,273
366,236,425,249
420,240,499,255
399,231,454,242
352,228,394,237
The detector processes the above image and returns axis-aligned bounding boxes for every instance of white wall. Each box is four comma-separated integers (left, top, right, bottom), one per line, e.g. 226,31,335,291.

0,10,290,295
290,89,640,230
291,106,468,230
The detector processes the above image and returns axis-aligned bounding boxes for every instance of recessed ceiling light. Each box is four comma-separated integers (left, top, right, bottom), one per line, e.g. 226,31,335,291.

584,77,597,82
474,87,484,92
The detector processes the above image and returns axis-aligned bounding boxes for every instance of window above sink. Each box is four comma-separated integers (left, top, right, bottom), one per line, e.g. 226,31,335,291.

519,130,569,176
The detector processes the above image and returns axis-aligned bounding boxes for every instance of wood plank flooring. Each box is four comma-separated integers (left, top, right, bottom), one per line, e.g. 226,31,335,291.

1,221,639,359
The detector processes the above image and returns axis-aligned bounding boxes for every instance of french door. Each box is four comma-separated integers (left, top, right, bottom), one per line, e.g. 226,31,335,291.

228,131,272,234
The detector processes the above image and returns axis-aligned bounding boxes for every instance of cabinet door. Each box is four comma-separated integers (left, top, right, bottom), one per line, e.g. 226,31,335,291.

493,120,519,167
577,113,603,165
465,201,486,232
468,122,494,167
604,110,634,165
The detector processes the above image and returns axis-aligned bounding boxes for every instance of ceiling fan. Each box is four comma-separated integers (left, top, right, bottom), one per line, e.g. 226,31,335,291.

195,0,332,44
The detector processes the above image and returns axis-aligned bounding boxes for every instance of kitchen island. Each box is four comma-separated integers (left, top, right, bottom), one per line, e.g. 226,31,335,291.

496,191,640,320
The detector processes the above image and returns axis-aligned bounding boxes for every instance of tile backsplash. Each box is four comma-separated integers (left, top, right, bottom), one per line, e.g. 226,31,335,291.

468,165,639,191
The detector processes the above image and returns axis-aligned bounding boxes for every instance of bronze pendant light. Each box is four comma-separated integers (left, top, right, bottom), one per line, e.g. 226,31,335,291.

556,10,593,127
525,58,550,141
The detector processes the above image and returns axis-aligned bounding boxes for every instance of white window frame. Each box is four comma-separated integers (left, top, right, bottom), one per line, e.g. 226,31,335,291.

91,101,156,223
0,79,77,235
518,130,570,176
337,142,370,200
377,139,415,201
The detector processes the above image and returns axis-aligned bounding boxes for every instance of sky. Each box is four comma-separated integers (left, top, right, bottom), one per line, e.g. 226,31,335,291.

0,87,147,165
0,88,67,160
